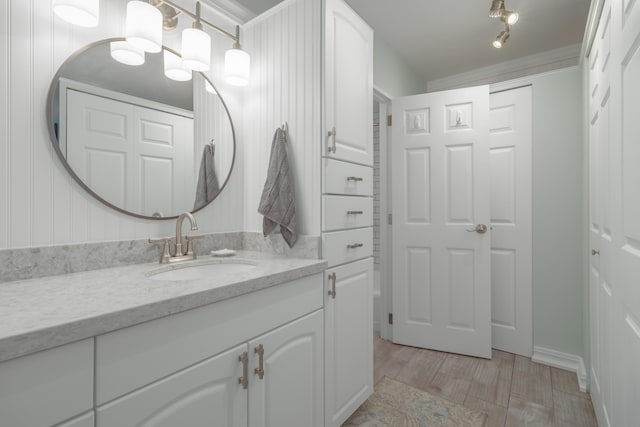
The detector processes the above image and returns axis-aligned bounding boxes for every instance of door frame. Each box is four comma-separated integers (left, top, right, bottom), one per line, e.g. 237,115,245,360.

374,86,392,341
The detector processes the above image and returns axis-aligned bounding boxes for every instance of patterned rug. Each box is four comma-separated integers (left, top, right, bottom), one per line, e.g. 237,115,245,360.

343,377,487,427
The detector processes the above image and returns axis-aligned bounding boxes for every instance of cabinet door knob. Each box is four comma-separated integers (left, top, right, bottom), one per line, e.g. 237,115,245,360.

328,272,337,299
347,210,364,215
347,176,363,182
238,352,249,389
347,243,364,249
254,344,265,380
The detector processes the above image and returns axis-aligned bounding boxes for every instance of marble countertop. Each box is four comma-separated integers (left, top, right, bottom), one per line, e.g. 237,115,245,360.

0,251,327,363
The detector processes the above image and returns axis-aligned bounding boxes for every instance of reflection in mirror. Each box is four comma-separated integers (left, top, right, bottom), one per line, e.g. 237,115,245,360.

47,38,235,220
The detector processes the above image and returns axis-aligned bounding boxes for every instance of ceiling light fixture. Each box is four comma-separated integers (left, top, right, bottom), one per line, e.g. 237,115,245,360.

493,29,510,49
489,0,505,18
489,0,518,48
53,0,251,86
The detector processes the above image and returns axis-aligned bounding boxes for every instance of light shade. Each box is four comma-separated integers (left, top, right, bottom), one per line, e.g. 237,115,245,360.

493,30,510,48
110,41,145,66
182,28,211,71
53,0,99,27
224,47,250,87
164,50,192,82
126,1,162,53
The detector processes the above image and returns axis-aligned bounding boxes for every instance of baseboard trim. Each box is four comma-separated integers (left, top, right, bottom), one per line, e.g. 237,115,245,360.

532,346,587,392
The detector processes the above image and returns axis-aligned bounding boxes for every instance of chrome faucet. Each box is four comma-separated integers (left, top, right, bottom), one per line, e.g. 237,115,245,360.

149,212,203,264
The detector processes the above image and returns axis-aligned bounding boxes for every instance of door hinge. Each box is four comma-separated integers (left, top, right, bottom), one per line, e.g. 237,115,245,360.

388,313,393,325
387,115,392,126
388,213,392,225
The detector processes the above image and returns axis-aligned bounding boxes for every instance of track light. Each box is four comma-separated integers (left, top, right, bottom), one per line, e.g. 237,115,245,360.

489,0,505,18
493,30,510,49
504,10,519,25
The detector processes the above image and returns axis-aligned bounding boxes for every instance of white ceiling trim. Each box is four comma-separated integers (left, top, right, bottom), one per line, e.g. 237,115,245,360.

427,43,581,92
203,0,257,24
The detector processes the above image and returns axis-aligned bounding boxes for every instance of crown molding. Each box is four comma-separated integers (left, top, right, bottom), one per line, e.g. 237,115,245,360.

202,0,256,24
581,0,605,61
427,43,581,92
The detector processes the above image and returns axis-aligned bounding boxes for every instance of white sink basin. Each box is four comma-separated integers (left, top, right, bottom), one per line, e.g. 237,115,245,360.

149,262,256,281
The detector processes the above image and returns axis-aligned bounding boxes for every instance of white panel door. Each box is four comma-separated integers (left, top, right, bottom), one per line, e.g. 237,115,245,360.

325,0,373,166
97,343,248,427
66,89,194,216
392,86,491,358
489,86,532,356
324,258,373,427
248,310,324,427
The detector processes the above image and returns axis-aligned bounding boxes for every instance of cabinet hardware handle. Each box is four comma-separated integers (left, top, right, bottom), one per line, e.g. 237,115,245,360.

254,344,265,380
347,176,363,182
328,272,337,299
592,249,600,255
347,243,364,249
328,127,337,153
238,352,249,389
347,210,364,215
466,224,488,234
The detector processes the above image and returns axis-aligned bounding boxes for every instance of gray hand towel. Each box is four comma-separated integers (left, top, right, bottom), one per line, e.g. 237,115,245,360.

193,144,219,210
258,128,297,248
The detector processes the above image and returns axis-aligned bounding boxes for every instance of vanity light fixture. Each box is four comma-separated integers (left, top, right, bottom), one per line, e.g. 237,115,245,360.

53,0,99,28
53,0,251,86
164,50,192,81
110,41,145,66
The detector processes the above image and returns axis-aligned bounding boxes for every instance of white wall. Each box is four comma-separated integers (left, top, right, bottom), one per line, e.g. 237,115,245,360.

242,0,321,236
373,34,426,97
0,0,245,249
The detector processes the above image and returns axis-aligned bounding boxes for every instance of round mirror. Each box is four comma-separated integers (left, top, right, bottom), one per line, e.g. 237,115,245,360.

46,38,236,220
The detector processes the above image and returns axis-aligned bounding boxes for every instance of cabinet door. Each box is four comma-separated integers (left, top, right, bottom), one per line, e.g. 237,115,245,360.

97,344,248,427
324,258,373,427
325,0,373,166
249,310,324,427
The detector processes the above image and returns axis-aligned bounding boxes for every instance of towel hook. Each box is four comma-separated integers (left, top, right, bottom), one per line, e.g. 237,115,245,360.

281,121,288,133
209,138,215,156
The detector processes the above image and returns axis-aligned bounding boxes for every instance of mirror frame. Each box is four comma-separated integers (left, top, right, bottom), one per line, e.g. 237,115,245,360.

46,37,237,220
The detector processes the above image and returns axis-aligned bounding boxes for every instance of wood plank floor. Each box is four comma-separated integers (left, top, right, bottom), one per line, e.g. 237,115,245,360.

373,337,598,427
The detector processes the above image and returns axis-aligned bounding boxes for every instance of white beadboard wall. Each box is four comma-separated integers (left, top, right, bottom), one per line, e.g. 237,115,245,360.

0,0,245,249
242,0,321,236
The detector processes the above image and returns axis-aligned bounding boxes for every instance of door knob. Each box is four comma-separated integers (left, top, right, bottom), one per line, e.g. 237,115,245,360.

466,224,488,234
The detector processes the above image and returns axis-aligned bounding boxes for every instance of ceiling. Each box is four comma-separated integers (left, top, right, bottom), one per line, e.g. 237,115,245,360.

234,0,592,82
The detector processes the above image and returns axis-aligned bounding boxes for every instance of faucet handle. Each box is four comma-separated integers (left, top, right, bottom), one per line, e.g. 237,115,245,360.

185,235,204,257
148,237,172,264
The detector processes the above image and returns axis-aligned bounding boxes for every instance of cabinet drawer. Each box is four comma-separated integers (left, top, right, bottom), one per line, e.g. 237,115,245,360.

96,273,323,405
0,339,94,427
322,228,373,267
323,195,373,231
323,159,373,196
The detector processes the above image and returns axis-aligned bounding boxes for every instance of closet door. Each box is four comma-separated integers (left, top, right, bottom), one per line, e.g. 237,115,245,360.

325,0,373,166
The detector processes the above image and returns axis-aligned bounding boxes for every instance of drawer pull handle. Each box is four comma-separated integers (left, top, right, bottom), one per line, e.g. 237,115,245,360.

347,210,364,215
254,344,265,380
328,127,337,153
328,272,337,299
239,352,249,389
347,176,363,182
347,243,364,249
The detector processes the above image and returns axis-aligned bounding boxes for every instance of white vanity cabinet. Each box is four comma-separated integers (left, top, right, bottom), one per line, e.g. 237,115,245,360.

0,339,94,427
94,273,324,427
324,0,374,166
322,2,374,426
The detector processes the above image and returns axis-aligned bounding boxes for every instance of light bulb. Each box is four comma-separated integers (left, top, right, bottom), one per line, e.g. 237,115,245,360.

505,11,519,25
182,28,211,71
164,50,192,82
110,41,145,66
53,0,99,27
224,47,250,87
126,1,163,53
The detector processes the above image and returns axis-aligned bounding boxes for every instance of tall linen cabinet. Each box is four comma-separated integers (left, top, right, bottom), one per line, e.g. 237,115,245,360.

242,0,374,426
